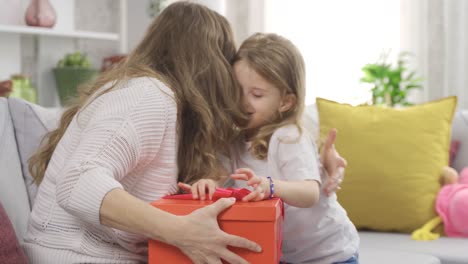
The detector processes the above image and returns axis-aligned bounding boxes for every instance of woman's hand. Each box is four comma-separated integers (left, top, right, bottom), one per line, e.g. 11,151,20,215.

320,128,347,196
178,179,217,200
100,190,260,264
230,168,269,202
173,198,262,264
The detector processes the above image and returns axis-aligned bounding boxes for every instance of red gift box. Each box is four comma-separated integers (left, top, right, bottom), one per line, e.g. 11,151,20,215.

148,189,283,264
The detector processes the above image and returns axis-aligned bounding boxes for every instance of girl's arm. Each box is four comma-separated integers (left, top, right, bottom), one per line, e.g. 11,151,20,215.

231,126,322,208
231,168,319,208
273,178,319,208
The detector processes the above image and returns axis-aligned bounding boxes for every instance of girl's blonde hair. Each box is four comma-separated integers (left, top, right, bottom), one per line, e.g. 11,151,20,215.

234,33,306,159
29,2,248,185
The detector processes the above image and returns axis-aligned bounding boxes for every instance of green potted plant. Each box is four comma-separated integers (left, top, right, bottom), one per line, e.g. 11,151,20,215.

360,52,423,107
53,52,98,105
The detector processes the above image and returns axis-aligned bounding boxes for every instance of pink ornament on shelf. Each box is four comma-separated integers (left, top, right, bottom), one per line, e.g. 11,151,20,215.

25,0,57,28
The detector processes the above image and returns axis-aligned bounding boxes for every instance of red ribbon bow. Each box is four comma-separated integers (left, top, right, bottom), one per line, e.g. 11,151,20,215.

163,188,251,201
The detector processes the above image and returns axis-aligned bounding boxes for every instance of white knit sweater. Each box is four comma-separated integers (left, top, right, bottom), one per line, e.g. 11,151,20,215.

23,77,178,263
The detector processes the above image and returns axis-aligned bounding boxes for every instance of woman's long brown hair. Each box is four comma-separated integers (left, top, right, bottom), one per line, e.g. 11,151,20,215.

29,2,248,185
234,33,306,159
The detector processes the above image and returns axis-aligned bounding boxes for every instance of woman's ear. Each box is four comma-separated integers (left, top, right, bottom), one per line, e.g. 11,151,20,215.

279,94,296,113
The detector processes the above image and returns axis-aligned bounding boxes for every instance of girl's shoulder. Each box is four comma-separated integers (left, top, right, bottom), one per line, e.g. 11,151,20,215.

271,124,304,142
270,124,317,150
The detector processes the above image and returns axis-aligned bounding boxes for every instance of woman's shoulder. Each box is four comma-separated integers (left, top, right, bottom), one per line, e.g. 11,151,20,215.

120,77,174,98
79,77,176,123
97,77,175,107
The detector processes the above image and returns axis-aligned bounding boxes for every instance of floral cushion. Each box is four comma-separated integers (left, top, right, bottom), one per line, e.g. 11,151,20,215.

0,202,28,264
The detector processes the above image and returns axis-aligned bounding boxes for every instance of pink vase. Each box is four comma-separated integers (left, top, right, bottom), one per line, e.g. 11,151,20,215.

25,0,56,28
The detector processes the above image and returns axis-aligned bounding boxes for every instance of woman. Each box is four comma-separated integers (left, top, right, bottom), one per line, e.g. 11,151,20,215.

24,2,259,263
24,2,345,263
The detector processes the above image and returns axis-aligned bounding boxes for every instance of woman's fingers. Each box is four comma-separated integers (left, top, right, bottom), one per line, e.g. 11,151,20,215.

177,198,262,264
205,257,223,264
215,249,247,264
224,233,262,253
204,197,236,217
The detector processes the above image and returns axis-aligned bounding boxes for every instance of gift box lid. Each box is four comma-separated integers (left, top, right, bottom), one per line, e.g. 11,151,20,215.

151,199,282,221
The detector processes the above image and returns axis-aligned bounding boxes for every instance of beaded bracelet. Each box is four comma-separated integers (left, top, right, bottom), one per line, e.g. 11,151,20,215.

266,176,275,199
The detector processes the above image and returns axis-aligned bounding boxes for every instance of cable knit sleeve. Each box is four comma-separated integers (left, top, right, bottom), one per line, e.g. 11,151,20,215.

55,79,172,227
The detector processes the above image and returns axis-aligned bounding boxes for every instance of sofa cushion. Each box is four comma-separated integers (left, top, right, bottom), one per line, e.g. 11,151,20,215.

303,103,319,140
0,201,28,264
0,98,31,240
451,110,468,172
8,98,61,206
316,97,457,233
359,247,440,264
360,231,468,264
305,104,467,170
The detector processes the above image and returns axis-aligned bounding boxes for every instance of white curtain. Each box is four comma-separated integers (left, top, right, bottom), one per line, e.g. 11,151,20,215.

264,0,400,106
224,0,265,45
401,0,468,109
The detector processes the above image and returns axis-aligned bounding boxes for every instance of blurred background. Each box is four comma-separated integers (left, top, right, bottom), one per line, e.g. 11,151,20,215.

0,0,466,109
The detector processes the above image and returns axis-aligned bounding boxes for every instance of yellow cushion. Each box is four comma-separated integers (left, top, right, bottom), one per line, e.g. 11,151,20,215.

317,97,457,233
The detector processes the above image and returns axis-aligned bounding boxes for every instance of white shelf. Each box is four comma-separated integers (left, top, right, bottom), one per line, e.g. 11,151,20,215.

0,24,119,41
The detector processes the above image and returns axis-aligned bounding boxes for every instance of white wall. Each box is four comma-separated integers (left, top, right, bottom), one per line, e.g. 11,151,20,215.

0,0,75,82
0,0,121,106
126,0,153,52
126,0,228,52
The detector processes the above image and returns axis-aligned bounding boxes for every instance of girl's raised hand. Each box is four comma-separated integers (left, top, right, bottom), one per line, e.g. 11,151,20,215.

230,168,269,202
320,128,347,196
178,179,217,200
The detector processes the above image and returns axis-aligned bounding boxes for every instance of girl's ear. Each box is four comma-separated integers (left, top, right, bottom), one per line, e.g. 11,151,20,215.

279,93,296,113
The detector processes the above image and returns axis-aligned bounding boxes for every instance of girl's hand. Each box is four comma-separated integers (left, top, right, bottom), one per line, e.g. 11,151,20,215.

320,128,347,196
178,179,217,200
173,198,262,264
230,168,269,202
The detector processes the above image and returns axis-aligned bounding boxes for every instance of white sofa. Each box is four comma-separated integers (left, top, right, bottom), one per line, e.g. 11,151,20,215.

1,97,468,264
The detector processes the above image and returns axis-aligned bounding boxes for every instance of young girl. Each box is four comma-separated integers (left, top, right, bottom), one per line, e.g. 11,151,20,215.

180,33,360,264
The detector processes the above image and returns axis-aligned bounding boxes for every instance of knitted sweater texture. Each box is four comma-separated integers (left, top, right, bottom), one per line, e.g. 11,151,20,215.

23,77,178,263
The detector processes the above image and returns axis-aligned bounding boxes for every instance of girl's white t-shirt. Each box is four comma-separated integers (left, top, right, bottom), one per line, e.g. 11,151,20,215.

228,125,360,264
